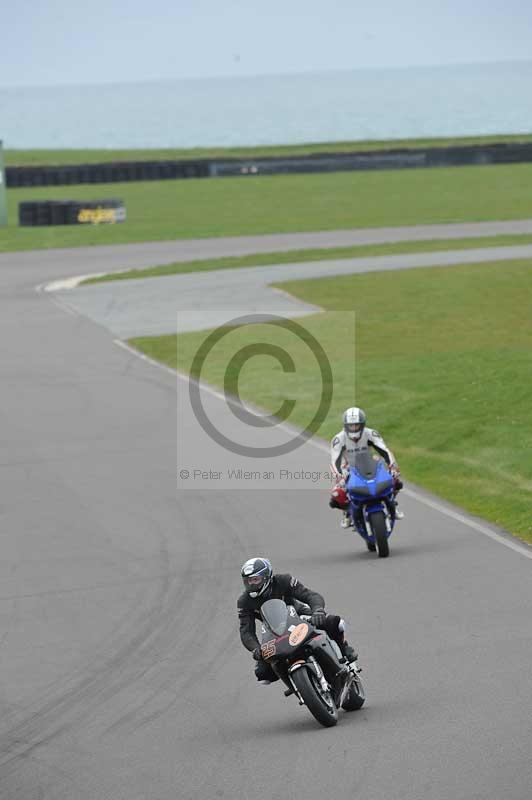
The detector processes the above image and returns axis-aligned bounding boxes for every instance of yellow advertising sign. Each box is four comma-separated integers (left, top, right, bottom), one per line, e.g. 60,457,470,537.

77,206,126,224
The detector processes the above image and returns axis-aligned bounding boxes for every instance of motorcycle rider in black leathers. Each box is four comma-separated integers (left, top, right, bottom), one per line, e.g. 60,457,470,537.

238,557,357,683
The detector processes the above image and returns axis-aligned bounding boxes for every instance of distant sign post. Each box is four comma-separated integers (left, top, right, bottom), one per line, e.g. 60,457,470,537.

0,141,7,226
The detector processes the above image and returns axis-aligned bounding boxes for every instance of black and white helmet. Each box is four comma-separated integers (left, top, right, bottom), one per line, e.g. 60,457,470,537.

343,407,366,441
241,557,273,599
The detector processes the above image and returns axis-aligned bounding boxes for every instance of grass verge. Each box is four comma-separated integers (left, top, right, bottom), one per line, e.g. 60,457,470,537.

131,258,532,543
83,233,532,284
3,163,532,253
6,133,532,166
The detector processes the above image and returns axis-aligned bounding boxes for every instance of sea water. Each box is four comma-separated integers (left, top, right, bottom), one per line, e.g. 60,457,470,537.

1,61,531,150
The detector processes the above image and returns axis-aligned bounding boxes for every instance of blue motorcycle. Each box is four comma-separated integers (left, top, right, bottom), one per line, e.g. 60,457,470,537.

345,451,396,557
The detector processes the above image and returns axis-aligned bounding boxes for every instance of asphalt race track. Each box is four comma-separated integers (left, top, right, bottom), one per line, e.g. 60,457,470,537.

53,242,532,337
0,224,531,800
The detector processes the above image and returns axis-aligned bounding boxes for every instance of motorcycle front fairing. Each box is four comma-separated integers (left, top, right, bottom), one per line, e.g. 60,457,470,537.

260,600,345,693
346,452,394,542
260,600,315,662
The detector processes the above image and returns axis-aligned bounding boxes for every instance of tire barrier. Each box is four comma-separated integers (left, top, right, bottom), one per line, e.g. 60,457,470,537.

19,199,126,226
7,142,532,188
7,160,210,188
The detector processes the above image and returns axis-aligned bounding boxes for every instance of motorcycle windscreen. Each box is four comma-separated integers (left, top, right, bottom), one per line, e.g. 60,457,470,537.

353,451,379,479
260,599,290,636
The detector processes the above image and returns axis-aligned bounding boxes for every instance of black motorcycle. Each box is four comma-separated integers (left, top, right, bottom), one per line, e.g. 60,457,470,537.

259,598,365,728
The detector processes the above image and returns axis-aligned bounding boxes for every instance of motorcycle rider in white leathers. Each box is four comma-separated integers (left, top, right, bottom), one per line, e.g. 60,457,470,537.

330,407,404,528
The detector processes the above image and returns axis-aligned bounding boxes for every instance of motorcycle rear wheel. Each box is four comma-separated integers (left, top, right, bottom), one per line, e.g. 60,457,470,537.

368,510,389,558
291,667,338,728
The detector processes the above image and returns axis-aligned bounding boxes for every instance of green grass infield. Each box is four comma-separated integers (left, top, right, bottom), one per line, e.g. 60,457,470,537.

3,163,532,253
130,257,532,543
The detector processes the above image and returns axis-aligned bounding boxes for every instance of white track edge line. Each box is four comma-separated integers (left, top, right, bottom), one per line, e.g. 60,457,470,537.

115,338,532,561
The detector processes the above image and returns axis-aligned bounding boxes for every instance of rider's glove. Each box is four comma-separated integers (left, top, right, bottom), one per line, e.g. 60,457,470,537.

252,646,263,661
311,609,327,628
390,463,403,490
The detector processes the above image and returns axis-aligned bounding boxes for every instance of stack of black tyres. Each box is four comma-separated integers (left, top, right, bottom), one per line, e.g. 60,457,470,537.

8,160,210,188
19,199,126,226
7,144,532,188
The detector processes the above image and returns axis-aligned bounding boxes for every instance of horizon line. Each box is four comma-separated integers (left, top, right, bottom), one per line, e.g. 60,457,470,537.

1,57,531,93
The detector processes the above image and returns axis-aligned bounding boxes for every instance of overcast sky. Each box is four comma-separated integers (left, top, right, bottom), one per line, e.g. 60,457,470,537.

2,0,532,87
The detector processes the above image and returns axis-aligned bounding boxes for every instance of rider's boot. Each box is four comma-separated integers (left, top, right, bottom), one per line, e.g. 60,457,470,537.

340,641,358,664
340,510,352,529
394,500,404,520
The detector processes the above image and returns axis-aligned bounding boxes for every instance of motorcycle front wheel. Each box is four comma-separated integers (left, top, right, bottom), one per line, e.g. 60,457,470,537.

368,510,389,558
291,667,338,728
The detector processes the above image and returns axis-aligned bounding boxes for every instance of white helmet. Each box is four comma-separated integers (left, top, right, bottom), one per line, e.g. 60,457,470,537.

343,407,366,441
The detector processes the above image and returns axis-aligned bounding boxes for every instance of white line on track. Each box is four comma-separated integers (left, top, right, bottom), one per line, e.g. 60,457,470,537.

49,295,79,316
36,281,80,315
115,339,532,562
44,271,130,291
